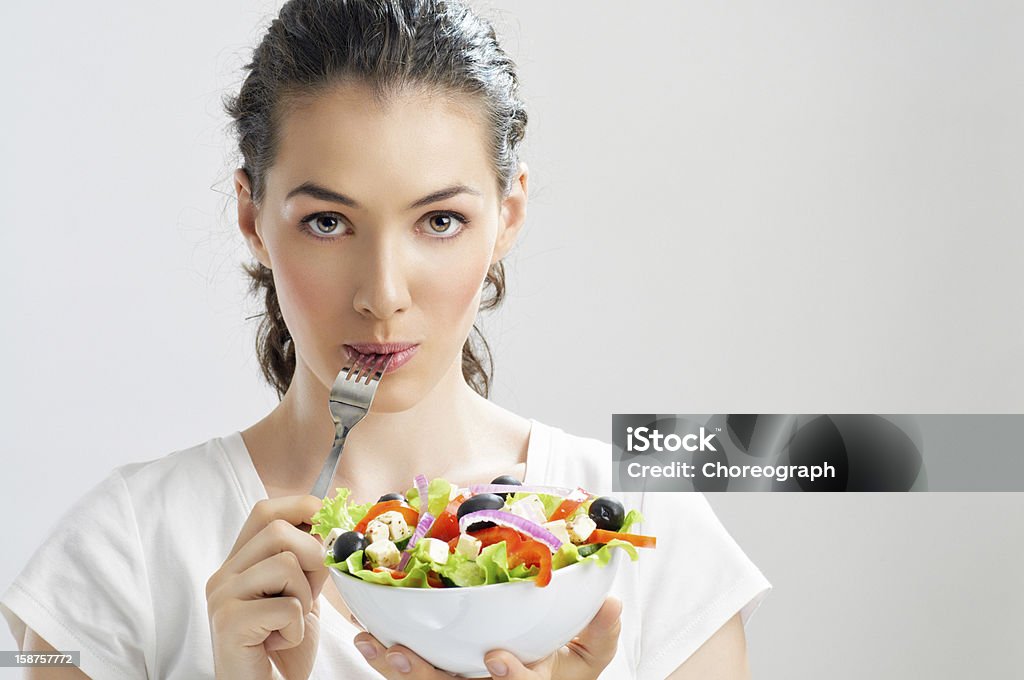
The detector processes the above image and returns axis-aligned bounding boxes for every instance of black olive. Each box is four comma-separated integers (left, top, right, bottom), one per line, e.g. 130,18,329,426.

588,496,625,532
332,530,367,562
457,493,505,530
490,475,522,500
377,492,405,503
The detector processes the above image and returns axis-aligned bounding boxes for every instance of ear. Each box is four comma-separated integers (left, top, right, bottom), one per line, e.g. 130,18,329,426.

491,162,528,265
235,168,272,269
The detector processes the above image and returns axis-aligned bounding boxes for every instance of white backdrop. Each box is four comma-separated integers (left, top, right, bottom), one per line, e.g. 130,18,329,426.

2,1,1022,677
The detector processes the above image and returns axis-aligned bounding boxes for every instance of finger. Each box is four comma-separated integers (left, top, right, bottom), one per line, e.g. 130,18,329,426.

225,518,328,581
484,597,623,679
229,495,325,558
213,596,305,651
353,633,454,678
210,551,315,617
482,650,545,680
562,596,624,671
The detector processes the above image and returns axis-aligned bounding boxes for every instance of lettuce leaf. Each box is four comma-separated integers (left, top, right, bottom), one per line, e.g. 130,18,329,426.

432,542,533,585
327,549,434,588
619,509,644,533
310,487,374,539
552,538,639,570
404,478,453,517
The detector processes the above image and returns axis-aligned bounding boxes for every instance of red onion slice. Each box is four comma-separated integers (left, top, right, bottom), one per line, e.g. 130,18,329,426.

458,509,563,552
414,474,430,515
468,483,585,498
397,511,435,571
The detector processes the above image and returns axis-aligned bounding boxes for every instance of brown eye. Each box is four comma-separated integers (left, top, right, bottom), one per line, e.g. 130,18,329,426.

422,212,468,239
429,215,452,233
311,215,340,234
299,212,346,240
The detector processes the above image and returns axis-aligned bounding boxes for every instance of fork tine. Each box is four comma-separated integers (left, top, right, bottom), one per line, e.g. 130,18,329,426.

359,353,383,384
372,352,391,378
357,353,381,383
363,353,389,384
345,352,372,382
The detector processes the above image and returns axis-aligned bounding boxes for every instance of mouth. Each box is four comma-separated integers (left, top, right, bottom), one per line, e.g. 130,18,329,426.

343,342,419,374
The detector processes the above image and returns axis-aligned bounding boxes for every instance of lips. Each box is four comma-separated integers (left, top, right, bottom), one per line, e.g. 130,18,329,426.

344,342,420,374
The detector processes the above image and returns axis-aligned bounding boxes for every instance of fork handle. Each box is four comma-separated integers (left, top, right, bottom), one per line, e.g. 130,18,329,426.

310,427,350,499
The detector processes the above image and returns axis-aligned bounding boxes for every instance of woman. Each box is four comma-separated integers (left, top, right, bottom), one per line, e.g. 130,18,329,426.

2,1,770,678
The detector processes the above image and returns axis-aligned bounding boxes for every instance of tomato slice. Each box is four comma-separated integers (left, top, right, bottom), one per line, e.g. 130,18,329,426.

426,571,445,588
507,538,552,587
548,497,585,522
354,500,419,535
372,567,408,579
585,528,657,549
445,494,467,514
427,511,461,543
425,494,466,543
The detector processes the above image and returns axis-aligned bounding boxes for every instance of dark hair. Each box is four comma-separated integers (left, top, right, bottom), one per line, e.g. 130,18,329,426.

224,0,527,400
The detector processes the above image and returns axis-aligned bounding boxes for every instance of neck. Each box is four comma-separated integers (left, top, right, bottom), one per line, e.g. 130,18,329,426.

246,350,528,501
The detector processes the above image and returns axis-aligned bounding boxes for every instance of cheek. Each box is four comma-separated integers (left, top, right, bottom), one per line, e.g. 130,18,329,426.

272,259,340,338
423,252,490,328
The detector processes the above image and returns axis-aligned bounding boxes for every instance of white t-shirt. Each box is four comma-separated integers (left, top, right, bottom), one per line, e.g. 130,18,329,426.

1,419,770,680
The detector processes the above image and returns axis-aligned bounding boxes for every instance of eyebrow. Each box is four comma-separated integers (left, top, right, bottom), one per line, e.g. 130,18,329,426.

285,181,482,210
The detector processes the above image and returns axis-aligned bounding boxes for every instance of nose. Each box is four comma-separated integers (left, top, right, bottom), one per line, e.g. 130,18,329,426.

351,234,412,320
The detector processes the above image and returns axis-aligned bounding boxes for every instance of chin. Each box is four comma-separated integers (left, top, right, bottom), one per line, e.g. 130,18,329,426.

366,383,421,414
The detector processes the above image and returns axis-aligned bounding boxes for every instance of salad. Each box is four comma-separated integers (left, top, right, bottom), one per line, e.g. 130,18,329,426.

310,474,657,588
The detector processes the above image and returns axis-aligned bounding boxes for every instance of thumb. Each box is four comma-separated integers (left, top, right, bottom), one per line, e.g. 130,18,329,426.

567,596,623,666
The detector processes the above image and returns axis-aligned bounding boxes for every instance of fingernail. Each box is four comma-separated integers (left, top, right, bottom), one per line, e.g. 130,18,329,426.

355,641,377,660
386,652,412,673
486,658,508,677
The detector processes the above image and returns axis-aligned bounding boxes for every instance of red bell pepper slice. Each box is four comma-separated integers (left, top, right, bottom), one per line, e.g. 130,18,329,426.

467,526,525,549
585,528,657,549
507,538,552,587
548,497,585,522
354,500,419,535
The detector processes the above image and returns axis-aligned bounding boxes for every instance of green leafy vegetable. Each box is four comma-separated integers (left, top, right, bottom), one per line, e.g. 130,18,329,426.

310,487,373,539
404,478,454,517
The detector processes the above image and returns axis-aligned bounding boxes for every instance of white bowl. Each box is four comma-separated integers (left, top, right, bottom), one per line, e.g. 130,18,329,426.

331,549,627,677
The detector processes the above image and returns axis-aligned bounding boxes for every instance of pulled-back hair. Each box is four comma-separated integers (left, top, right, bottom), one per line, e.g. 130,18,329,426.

224,0,527,399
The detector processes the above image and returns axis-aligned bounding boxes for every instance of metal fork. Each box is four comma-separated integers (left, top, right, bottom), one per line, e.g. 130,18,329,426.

310,352,392,499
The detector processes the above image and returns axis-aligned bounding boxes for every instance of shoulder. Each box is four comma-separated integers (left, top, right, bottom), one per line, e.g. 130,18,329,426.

113,433,244,508
528,419,613,493
44,433,249,560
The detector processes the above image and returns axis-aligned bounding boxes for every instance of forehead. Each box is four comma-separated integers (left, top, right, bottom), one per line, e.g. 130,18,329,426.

268,82,497,204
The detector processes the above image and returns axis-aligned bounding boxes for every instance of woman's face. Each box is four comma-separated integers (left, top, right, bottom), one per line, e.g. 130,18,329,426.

236,82,527,412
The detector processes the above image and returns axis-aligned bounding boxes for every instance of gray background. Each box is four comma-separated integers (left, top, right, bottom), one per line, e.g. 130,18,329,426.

1,0,1022,677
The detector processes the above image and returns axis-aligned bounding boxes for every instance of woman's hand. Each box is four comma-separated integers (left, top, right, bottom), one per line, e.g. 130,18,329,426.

352,596,623,679
206,495,329,680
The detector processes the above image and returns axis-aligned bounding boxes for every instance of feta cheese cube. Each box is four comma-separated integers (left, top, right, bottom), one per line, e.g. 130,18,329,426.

364,540,401,569
542,519,571,546
567,515,597,544
456,533,482,560
365,519,390,544
418,537,450,565
375,511,413,542
324,527,344,557
509,494,548,526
